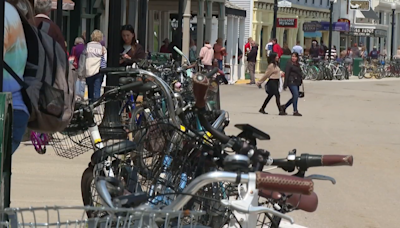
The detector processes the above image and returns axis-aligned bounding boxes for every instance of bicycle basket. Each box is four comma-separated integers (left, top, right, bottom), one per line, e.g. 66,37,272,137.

0,206,206,228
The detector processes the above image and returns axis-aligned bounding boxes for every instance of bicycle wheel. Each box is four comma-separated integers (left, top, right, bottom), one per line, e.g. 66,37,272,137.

81,165,103,217
375,67,384,79
358,67,366,79
336,67,345,80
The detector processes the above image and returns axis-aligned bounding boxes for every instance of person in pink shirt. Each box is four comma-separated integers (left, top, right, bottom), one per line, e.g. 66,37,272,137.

199,41,214,70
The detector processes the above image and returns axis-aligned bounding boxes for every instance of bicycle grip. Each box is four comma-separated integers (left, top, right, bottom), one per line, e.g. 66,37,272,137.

99,67,126,73
118,81,144,92
256,172,314,195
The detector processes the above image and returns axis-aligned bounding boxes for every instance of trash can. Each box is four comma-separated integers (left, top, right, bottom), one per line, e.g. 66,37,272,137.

0,93,13,218
279,55,291,70
353,58,363,76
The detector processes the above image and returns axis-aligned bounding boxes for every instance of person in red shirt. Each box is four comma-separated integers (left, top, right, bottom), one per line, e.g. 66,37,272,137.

272,38,283,58
245,37,253,55
160,38,171,53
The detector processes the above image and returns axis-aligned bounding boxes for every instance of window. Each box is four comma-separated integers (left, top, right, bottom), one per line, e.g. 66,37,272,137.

379,12,382,24
320,0,323,5
312,0,315,4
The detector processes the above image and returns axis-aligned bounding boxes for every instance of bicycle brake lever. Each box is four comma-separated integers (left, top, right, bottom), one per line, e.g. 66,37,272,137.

305,174,336,184
221,200,295,224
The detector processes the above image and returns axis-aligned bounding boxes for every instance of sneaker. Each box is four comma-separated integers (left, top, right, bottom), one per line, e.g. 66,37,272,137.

293,111,302,116
259,109,268,114
279,111,287,116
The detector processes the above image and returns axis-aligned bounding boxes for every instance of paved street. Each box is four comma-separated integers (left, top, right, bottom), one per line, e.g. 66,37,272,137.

11,78,400,227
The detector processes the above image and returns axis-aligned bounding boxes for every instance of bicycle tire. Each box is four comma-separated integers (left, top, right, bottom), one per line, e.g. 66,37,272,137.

358,67,366,79
81,165,97,217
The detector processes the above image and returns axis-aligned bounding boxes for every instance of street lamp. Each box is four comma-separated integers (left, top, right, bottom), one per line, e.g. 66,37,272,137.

272,0,278,38
328,0,334,60
391,3,396,60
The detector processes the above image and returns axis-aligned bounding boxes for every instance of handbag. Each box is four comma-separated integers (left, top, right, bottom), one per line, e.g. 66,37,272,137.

299,83,305,98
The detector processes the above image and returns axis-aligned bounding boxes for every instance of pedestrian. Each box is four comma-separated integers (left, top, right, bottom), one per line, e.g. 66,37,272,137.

160,38,171,53
34,0,67,52
271,38,283,58
282,43,291,55
325,46,337,61
246,41,258,85
189,38,197,63
199,40,214,70
245,37,253,55
369,46,379,60
292,41,304,56
265,38,273,57
256,52,286,115
309,41,320,63
119,24,145,66
78,30,107,103
214,38,226,70
4,0,34,153
351,43,361,58
282,52,303,116
69,37,85,69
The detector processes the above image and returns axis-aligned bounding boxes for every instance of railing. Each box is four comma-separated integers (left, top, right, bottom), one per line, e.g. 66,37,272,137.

0,92,13,222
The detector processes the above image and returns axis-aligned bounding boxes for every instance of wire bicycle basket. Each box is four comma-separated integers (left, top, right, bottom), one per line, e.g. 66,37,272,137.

0,206,206,228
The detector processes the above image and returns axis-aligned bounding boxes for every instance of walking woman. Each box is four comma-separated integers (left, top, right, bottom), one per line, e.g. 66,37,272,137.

256,53,286,115
78,30,107,103
282,52,303,116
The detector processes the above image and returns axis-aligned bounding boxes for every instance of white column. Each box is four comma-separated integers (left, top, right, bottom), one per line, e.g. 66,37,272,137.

226,16,234,83
298,21,304,47
121,0,127,25
182,0,192,62
232,17,239,83
239,17,245,80
205,0,213,42
218,3,225,40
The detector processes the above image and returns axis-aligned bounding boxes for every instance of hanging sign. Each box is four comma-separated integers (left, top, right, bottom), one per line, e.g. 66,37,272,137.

278,0,292,7
277,18,297,28
349,0,371,11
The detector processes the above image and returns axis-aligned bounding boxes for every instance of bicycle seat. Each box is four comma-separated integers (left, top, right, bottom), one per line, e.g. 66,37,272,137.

91,140,137,165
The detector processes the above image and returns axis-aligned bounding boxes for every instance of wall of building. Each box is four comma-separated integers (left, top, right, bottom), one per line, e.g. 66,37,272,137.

228,0,253,41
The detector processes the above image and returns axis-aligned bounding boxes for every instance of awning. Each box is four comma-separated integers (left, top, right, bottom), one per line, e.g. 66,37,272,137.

225,1,246,17
51,0,75,11
361,9,379,20
304,31,322,38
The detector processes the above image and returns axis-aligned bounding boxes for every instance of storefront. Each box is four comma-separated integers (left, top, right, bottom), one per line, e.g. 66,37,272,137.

252,1,330,72
343,26,388,52
302,21,349,49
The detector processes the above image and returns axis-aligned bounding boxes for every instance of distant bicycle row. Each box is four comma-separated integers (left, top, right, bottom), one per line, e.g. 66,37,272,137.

300,57,400,80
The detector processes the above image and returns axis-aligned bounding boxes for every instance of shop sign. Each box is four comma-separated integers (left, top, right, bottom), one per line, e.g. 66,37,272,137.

319,22,350,31
352,27,374,36
277,18,297,28
303,22,321,32
349,0,371,11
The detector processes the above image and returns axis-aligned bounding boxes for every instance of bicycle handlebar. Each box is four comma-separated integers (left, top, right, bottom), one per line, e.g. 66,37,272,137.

272,154,354,172
164,171,314,211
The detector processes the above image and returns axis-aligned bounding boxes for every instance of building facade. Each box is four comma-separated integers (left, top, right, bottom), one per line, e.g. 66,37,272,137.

245,0,336,72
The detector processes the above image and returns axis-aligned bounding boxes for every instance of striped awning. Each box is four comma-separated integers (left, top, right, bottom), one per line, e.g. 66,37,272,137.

51,0,75,11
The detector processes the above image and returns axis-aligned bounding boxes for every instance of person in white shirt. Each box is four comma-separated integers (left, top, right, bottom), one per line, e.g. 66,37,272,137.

325,46,337,61
292,41,303,55
265,39,273,57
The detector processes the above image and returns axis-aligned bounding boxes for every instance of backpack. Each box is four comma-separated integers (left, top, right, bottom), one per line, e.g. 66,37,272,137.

4,13,77,133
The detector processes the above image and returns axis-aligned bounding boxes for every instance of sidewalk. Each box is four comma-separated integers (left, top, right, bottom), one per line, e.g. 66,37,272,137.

235,74,400,84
